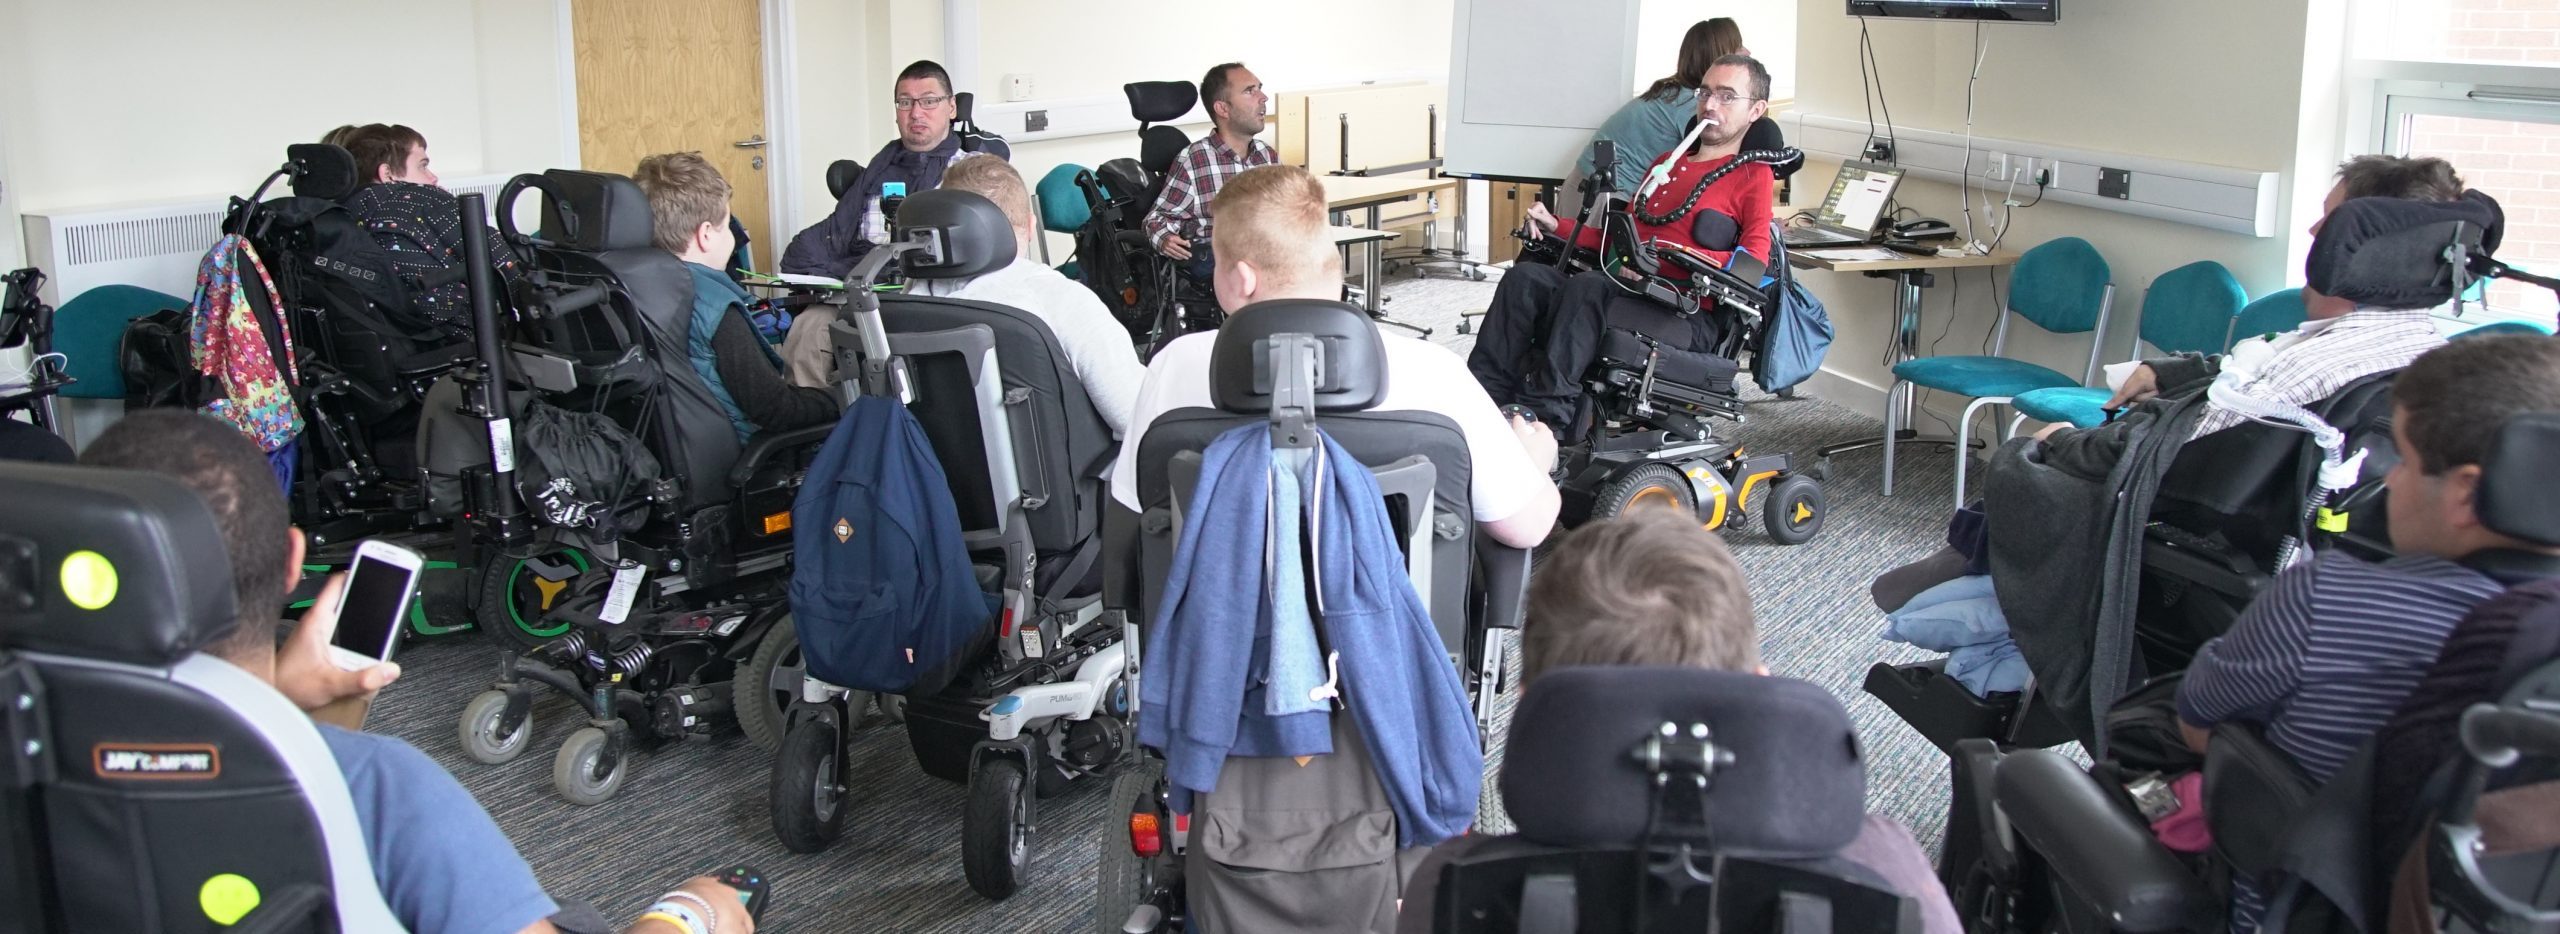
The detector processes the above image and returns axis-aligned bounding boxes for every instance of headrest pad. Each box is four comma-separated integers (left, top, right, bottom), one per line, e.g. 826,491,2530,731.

897,187,1018,279
1210,300,1389,414
0,463,240,666
286,143,360,201
1501,667,1870,856
2481,411,2560,547
1125,81,1199,124
2307,192,2505,310
540,169,658,252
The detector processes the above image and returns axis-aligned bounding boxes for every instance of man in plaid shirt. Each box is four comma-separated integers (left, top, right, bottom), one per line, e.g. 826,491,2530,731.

1144,62,1278,284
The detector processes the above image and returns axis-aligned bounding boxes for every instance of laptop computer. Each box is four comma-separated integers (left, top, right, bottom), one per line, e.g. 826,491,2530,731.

1782,161,1906,247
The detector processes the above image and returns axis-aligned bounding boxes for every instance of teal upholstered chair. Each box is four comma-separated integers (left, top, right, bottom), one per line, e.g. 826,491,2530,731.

2451,319,2554,339
53,284,189,447
1034,163,1092,273
2009,260,2246,434
1887,236,2113,506
2231,287,2307,345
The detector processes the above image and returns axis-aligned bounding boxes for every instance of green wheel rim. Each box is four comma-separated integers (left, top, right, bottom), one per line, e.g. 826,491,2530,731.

505,549,591,641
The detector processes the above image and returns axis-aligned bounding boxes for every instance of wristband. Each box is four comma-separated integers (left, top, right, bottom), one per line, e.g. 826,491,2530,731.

658,890,720,934
639,904,702,934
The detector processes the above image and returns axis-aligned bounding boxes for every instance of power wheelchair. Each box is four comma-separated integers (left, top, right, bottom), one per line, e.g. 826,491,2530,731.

1092,298,1534,933
1505,146,1828,542
0,461,407,933
1416,666,1922,934
434,171,815,804
761,188,1130,901
1080,80,1228,356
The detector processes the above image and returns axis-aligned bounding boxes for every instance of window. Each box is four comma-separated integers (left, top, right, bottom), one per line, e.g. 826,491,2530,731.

2355,0,2560,68
2380,91,2560,323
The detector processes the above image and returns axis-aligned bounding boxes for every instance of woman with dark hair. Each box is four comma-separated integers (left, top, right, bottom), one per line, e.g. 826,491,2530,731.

1578,18,1792,195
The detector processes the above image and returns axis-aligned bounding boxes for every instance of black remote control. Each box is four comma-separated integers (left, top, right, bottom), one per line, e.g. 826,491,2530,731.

1500,404,1539,424
713,866,769,924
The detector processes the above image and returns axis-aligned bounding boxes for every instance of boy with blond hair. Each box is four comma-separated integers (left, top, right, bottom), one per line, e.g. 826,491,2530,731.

632,152,837,442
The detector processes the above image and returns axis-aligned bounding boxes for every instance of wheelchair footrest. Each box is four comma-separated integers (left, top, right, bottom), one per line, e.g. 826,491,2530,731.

1861,660,2072,752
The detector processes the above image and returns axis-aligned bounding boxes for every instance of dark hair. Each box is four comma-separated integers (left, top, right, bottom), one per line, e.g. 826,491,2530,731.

1708,53,1772,103
1201,62,1246,124
897,59,953,97
2337,155,2464,202
332,123,427,186
80,411,291,660
2394,334,2560,475
1520,508,1761,685
1643,18,1745,101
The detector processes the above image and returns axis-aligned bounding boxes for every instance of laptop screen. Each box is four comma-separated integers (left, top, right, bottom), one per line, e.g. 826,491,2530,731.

1814,162,1905,234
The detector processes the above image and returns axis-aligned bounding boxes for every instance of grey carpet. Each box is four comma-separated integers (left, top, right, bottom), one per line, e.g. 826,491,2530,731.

370,269,1969,932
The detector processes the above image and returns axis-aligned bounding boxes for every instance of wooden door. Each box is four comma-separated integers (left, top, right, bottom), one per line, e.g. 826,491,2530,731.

1487,183,1533,264
571,0,772,250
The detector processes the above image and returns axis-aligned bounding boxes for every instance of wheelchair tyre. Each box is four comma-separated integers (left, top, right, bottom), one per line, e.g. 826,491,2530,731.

1590,463,1697,522
735,621,869,753
1094,757,1166,934
771,718,846,853
477,545,592,652
458,690,533,765
963,758,1032,900
551,727,626,805
1763,475,1825,545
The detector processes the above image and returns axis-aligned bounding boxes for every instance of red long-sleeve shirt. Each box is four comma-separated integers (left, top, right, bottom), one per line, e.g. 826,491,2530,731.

1557,151,1773,278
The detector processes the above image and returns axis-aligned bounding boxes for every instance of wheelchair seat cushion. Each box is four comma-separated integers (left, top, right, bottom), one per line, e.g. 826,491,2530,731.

1597,327,1739,394
1501,667,1868,856
1893,355,2078,399
2012,386,2113,429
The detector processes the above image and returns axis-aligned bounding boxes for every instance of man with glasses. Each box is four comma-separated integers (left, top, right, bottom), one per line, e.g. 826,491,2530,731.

1467,54,1777,435
780,59,1011,280
1143,62,1280,288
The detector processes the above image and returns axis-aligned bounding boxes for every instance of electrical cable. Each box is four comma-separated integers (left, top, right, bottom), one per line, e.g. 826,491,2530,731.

1859,18,1899,160
1857,16,1881,156
1960,20,1985,246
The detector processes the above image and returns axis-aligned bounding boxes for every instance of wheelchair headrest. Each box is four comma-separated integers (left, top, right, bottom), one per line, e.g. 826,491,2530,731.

0,463,239,666
539,169,658,253
826,159,864,203
1501,667,1869,856
1036,164,1093,233
285,143,360,201
1209,300,1389,415
1124,81,1199,124
894,188,1017,279
2307,192,2504,310
1097,159,1150,203
2480,411,2560,547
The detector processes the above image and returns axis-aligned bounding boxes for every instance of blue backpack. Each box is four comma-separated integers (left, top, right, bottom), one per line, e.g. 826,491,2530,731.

789,395,999,695
1755,233,1834,394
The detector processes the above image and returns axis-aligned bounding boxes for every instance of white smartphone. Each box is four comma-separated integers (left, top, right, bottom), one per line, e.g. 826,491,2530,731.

327,540,425,671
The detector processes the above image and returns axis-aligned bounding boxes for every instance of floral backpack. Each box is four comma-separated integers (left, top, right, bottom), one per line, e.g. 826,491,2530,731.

192,234,303,482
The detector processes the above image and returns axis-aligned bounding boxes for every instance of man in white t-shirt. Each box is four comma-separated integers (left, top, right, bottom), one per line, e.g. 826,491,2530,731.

905,154,1147,437
1108,164,1562,549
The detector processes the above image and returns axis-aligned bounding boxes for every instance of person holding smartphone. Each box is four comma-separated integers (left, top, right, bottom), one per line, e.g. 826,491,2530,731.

81,411,755,934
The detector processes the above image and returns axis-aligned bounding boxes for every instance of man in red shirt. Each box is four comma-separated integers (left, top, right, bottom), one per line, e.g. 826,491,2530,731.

1468,54,1777,433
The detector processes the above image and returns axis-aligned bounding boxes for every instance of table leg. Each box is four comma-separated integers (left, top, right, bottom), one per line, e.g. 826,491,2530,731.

1356,202,1430,336
1815,268,1963,496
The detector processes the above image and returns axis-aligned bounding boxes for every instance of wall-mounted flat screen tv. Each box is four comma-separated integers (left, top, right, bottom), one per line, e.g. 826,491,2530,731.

1848,0,2057,22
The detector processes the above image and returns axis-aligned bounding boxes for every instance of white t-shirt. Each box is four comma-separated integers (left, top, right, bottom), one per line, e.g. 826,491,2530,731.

909,255,1148,436
1107,326,1547,524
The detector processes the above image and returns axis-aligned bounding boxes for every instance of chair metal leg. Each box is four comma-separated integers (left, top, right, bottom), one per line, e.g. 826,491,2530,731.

1955,396,2010,510
1883,380,1904,497
2008,412,2030,441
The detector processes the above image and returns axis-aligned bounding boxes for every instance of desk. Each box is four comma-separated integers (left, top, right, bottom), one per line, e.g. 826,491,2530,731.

1787,247,2020,496
1321,175,1456,335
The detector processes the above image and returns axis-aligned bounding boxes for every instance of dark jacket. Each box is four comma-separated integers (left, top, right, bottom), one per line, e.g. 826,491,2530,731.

683,262,836,442
343,181,524,337
1139,423,1484,848
778,133,1013,278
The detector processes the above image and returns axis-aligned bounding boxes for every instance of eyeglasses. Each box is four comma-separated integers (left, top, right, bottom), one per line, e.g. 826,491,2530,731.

893,95,951,111
1700,89,1762,106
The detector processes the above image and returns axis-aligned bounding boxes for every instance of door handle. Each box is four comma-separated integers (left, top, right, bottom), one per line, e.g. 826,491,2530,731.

735,135,768,149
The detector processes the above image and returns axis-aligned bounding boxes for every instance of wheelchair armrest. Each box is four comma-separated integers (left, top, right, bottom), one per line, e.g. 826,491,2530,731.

394,343,473,378
1102,500,1143,614
727,423,835,487
2202,721,2319,879
1994,748,2217,933
1475,539,1531,631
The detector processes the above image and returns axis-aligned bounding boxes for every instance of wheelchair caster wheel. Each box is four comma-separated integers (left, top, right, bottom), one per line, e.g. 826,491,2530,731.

771,718,847,852
459,690,533,765
962,758,1033,900
551,726,627,805
1808,458,1833,483
1764,475,1826,545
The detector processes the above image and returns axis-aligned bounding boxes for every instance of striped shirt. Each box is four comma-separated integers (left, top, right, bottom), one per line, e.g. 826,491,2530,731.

2176,550,2504,783
2190,305,2444,438
1141,134,1280,251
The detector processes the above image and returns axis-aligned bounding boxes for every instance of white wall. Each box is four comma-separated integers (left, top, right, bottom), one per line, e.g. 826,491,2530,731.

1789,1,2338,429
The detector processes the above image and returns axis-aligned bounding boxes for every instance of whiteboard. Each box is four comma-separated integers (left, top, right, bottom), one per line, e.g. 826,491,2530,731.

1443,0,1643,181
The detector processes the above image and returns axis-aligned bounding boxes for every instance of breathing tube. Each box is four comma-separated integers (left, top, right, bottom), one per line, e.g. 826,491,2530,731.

2205,346,2366,571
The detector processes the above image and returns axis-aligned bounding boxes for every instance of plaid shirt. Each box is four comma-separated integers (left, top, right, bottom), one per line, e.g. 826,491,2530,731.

2188,305,2445,438
1142,134,1280,250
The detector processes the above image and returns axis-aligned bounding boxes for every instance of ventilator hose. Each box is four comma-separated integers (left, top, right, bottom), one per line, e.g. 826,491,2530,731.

1632,148,1803,227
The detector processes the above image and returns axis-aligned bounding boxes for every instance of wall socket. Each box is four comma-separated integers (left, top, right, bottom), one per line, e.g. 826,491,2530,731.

1003,73,1035,103
1025,110,1049,133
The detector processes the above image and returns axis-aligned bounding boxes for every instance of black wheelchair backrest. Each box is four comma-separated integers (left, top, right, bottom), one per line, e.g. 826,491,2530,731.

1502,666,1869,856
0,463,236,663
2480,411,2560,548
896,188,1018,280
537,169,659,253
284,143,360,201
1208,300,1388,415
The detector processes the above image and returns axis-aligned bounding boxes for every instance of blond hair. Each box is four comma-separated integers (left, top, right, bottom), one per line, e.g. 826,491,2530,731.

1519,508,1761,684
936,155,1034,236
1208,165,1339,294
631,152,731,255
